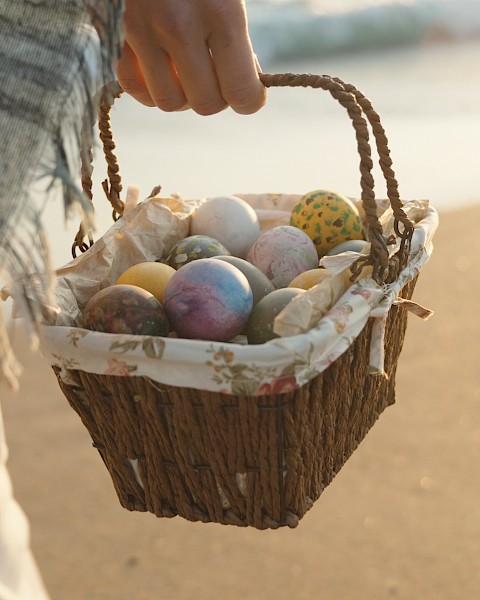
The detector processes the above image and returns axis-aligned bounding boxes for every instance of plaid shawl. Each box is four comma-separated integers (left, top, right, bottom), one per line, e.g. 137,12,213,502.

0,0,124,388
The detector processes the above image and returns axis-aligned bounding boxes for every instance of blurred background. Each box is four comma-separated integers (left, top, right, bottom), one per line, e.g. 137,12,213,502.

45,0,480,268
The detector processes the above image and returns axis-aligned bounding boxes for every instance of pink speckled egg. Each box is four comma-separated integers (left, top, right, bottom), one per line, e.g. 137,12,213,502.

246,225,319,289
163,258,253,341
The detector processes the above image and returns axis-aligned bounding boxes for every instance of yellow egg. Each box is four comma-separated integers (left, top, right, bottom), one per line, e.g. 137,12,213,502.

288,268,333,290
115,262,176,302
290,189,365,257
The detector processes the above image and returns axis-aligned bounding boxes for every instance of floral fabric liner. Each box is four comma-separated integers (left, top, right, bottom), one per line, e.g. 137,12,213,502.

39,192,438,396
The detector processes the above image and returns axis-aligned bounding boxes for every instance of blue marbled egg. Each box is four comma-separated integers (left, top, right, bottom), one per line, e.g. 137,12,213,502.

163,258,253,341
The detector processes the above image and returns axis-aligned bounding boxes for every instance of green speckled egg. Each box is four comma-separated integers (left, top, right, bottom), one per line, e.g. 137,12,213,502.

165,235,231,270
290,190,365,258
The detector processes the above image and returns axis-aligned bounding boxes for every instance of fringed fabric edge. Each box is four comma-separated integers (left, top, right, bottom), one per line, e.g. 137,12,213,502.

0,1,125,391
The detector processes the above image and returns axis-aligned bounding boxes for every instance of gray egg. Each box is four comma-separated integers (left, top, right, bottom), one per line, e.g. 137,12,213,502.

213,255,275,306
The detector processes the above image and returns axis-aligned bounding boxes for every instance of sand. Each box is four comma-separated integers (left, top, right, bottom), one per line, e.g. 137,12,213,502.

2,203,479,600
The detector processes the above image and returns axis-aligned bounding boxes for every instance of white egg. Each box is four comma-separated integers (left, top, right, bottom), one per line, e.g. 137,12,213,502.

190,195,261,258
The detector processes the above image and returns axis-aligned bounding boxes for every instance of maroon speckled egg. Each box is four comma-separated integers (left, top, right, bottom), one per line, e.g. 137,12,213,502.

82,284,169,336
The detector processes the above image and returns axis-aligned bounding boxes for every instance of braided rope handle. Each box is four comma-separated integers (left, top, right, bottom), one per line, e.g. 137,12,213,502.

98,82,125,221
325,75,413,279
259,73,414,283
74,73,414,283
72,83,124,257
71,143,95,257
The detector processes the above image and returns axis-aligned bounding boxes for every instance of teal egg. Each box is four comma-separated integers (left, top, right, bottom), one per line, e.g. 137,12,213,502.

246,288,305,345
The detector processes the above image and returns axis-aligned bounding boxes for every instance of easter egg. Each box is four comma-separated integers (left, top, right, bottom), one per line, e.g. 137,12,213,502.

115,262,176,302
326,239,370,256
246,288,305,345
246,225,318,289
190,195,260,257
163,258,253,341
212,255,275,306
82,284,169,336
288,268,333,290
290,189,365,257
165,235,230,270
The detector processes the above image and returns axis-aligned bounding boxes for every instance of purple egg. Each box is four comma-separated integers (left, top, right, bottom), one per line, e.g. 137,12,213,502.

247,225,319,289
163,258,253,341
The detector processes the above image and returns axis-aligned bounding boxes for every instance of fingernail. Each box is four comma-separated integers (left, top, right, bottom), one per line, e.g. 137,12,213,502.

253,53,263,74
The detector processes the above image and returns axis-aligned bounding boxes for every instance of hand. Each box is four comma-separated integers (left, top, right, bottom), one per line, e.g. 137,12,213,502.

116,0,266,115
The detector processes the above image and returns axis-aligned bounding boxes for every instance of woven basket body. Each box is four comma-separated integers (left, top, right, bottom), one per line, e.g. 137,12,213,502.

44,73,436,530
52,278,415,529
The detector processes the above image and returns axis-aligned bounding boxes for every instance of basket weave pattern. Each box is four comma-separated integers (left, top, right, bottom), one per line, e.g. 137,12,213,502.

54,73,425,529
53,279,415,529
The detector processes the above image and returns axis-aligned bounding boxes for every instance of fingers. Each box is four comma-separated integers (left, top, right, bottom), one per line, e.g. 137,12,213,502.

131,24,227,115
118,0,266,115
168,61,228,117
128,41,190,112
117,41,189,111
116,42,155,107
174,1,266,115
208,27,266,115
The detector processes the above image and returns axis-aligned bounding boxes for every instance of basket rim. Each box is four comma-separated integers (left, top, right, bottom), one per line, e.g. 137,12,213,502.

41,253,429,396
40,197,437,396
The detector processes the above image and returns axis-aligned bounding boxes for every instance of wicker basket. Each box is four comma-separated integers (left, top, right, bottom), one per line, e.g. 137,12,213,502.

46,73,433,529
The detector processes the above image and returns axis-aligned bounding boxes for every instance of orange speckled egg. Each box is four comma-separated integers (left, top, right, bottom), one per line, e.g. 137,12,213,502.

290,189,365,258
288,268,333,290
116,262,176,302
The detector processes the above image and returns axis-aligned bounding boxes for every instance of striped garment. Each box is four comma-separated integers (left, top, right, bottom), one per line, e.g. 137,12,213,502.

0,0,124,390
0,3,124,598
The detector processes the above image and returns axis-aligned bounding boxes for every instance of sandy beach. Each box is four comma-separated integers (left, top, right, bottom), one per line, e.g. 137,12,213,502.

2,201,479,600
1,27,479,599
